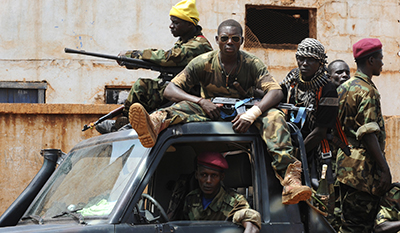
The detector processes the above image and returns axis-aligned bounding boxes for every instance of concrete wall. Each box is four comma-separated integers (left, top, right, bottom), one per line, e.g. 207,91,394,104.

0,103,118,215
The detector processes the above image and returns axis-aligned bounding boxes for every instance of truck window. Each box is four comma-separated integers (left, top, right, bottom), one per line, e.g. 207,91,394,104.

135,141,256,224
25,139,148,220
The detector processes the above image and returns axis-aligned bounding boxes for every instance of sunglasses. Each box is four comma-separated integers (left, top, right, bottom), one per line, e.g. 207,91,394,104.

219,35,241,43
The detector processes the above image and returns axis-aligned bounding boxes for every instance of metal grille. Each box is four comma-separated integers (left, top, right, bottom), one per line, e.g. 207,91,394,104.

245,7,312,49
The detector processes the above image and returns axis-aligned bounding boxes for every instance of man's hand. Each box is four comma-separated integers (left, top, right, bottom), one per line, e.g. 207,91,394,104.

375,166,392,196
242,221,260,233
362,132,392,196
198,99,220,120
232,114,252,133
117,50,128,65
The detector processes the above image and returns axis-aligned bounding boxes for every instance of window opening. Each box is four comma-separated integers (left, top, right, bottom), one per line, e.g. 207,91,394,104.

245,5,316,49
105,85,131,104
0,81,47,103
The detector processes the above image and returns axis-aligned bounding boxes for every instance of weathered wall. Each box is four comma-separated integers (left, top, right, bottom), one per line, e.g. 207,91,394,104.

0,0,399,216
384,116,400,182
0,103,119,215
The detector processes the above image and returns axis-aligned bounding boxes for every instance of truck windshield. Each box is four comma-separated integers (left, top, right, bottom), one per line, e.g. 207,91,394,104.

25,139,148,220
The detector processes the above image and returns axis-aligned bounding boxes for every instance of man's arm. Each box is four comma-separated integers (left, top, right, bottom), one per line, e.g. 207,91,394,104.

242,221,260,233
362,133,392,195
231,89,283,133
164,82,221,120
232,208,262,233
304,126,328,153
119,37,212,67
375,221,400,233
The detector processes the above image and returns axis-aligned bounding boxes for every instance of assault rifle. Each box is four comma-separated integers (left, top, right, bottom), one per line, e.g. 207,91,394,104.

211,97,314,115
65,48,186,131
64,48,184,81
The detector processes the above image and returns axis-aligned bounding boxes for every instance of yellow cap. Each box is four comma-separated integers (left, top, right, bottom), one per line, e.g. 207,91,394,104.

169,0,199,25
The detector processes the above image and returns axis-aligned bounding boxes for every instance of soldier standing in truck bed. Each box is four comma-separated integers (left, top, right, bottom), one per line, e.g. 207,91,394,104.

96,0,212,134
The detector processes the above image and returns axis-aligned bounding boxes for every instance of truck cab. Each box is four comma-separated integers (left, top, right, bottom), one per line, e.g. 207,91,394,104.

0,121,335,232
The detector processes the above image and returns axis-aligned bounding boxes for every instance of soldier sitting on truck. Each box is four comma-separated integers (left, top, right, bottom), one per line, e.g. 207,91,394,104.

128,19,312,205
95,0,212,134
182,151,261,232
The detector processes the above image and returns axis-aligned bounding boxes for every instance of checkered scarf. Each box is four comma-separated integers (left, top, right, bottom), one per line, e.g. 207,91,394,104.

295,38,327,63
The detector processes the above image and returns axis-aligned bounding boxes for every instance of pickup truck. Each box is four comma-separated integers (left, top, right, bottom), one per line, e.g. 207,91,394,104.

0,121,336,232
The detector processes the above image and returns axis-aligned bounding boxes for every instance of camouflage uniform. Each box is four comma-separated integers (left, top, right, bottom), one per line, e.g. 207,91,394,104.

122,26,212,115
154,50,296,173
336,71,386,233
125,26,212,67
375,185,400,227
183,186,250,221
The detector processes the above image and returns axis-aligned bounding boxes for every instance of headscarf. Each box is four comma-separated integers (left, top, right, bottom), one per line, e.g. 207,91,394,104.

295,38,327,64
169,0,199,25
281,38,329,92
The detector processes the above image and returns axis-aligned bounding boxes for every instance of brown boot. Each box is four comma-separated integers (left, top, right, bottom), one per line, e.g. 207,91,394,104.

129,103,169,148
281,161,312,205
129,103,158,148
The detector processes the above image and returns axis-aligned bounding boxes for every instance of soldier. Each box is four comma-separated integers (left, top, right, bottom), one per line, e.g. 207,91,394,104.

280,38,339,221
129,19,312,205
96,0,212,134
182,152,261,232
336,38,392,233
374,183,400,233
327,60,350,88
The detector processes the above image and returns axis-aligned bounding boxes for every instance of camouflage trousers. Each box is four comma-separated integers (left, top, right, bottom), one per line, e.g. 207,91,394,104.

123,78,169,117
338,182,380,233
154,100,297,173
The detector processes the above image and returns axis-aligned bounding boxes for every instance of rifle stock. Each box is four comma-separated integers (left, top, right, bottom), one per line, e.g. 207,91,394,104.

82,105,124,131
64,48,184,81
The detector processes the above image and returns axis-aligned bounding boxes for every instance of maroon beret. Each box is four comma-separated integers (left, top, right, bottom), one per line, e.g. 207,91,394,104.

353,38,382,59
197,152,228,171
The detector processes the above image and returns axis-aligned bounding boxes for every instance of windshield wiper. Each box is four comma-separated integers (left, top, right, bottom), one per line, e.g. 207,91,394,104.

21,215,44,225
52,208,86,224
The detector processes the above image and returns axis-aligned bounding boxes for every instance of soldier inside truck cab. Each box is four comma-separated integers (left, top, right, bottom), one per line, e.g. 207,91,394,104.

180,152,261,233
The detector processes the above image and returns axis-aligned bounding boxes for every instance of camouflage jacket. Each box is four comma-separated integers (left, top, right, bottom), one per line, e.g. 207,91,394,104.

375,185,400,226
171,50,281,99
125,26,212,67
183,186,250,221
336,71,386,194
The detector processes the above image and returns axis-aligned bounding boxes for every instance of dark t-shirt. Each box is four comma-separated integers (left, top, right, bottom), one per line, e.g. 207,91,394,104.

284,75,338,138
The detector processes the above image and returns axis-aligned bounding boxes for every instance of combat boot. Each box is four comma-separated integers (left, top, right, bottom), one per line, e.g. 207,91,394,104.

281,161,312,205
129,103,169,148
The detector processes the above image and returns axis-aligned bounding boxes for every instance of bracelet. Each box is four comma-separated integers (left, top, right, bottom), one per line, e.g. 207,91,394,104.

195,98,203,105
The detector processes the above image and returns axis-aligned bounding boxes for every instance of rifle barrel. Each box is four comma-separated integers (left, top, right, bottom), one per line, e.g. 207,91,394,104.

64,48,184,75
64,48,120,60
